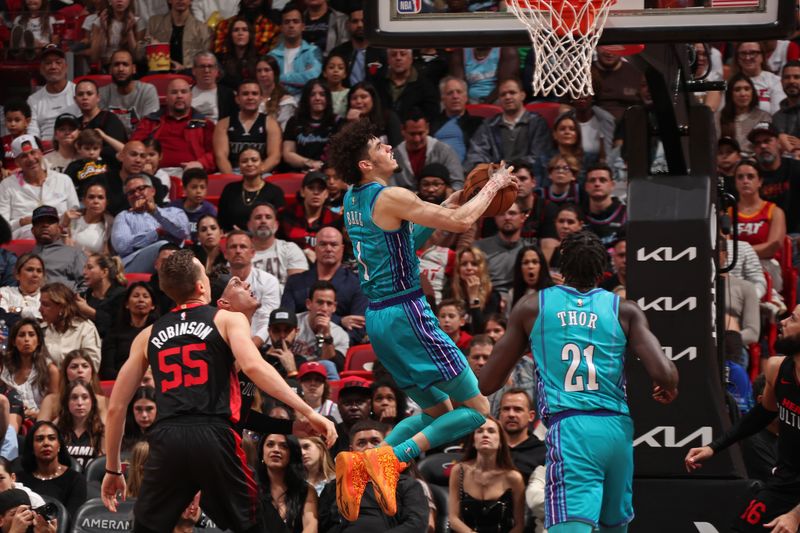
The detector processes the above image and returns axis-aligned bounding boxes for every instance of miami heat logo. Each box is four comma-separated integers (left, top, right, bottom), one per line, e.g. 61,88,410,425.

180,312,186,321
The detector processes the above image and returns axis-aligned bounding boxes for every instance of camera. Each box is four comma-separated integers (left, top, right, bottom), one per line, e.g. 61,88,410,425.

33,502,58,522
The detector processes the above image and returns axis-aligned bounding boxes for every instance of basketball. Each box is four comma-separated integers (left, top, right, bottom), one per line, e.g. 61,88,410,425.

462,163,518,217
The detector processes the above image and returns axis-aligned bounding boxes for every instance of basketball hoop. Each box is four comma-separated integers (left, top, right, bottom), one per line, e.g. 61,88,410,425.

508,0,618,99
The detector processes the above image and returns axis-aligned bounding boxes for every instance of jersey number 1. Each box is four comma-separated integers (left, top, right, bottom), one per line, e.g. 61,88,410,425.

158,343,209,393
562,343,599,392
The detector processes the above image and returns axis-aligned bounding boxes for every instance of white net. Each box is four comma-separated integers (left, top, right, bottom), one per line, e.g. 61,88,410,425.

507,0,617,99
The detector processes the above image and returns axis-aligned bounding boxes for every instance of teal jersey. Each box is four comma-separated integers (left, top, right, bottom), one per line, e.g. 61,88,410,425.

530,285,629,422
343,182,422,301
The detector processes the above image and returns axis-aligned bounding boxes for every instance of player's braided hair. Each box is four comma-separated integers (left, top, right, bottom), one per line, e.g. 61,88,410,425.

559,230,607,290
327,118,378,185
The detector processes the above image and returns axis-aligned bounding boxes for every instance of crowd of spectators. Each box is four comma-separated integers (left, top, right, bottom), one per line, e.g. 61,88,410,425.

0,0,793,531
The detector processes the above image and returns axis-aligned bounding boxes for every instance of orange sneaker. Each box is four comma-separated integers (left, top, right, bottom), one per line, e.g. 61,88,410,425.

335,451,369,522
362,446,408,516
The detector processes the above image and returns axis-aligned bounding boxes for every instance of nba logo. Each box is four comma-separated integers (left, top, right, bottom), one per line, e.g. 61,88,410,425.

397,0,421,14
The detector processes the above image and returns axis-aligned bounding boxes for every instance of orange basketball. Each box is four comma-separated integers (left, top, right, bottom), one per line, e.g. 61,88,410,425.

462,163,518,218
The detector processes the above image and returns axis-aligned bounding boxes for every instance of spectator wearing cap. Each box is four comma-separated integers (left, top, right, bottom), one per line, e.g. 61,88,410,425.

392,108,464,191
248,204,308,291
431,76,485,163
293,280,350,380
0,135,80,239
775,61,800,156
298,361,342,423
750,121,800,233
329,376,373,457
31,206,87,292
26,45,80,141
225,230,280,347
278,171,342,253
110,174,191,274
263,308,305,381
0,487,56,533
281,227,367,344
43,113,79,175
717,137,743,197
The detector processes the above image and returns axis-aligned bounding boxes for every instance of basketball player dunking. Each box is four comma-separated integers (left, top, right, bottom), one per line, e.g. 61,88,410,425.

327,119,517,521
101,251,336,532
686,304,800,533
480,231,678,533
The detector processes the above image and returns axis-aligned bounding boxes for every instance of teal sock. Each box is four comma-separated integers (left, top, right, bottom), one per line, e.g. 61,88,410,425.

392,438,421,463
385,413,434,447
420,406,486,450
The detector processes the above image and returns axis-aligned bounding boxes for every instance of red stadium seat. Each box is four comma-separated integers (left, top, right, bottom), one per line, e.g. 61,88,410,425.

206,173,242,206
525,101,563,128
268,172,305,208
139,73,194,106
465,103,502,119
0,240,35,257
776,235,797,309
125,273,152,285
74,74,113,89
340,344,376,379
169,175,184,201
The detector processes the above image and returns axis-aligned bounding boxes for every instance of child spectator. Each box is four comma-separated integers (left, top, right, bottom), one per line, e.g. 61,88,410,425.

64,128,108,197
141,137,171,196
8,0,58,60
168,168,218,242
1,100,32,177
321,52,349,117
44,113,79,174
437,298,472,353
323,164,347,214
88,0,145,65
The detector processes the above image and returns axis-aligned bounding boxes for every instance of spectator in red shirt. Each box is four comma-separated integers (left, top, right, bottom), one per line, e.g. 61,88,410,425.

131,78,216,174
1,100,32,177
278,170,342,252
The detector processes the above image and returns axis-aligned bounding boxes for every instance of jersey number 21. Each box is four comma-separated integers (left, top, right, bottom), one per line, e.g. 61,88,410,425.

562,343,599,392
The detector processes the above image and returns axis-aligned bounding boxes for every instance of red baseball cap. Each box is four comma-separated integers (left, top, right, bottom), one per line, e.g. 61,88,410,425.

297,361,327,380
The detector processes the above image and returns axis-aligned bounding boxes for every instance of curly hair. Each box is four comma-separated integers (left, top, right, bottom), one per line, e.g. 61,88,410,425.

370,379,408,424
559,230,608,290
41,282,88,332
56,379,104,455
328,118,377,185
5,317,52,401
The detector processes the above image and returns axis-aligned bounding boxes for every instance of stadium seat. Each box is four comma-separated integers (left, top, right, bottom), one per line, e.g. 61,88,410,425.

206,173,242,206
40,495,69,533
1,239,35,257
169,175,184,201
776,235,797,309
465,103,502,119
267,172,305,207
329,379,342,403
125,273,152,285
74,75,112,89
84,456,107,484
341,344,376,379
139,73,194,106
428,484,449,533
72,498,136,533
525,101,563,128
418,452,460,487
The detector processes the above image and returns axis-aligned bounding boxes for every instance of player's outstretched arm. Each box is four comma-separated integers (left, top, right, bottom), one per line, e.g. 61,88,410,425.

222,310,337,447
375,165,517,234
101,326,151,512
479,293,537,395
684,355,782,472
619,300,678,399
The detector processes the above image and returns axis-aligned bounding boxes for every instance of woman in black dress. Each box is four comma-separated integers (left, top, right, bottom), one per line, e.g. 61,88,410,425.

258,434,317,532
99,282,158,379
217,147,286,232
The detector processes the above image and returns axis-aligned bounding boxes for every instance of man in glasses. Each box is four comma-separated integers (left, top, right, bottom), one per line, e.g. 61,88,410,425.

111,174,190,273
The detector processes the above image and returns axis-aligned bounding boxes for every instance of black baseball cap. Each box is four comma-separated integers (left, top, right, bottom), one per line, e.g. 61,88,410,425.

32,205,59,224
718,136,740,152
0,489,30,515
40,43,66,60
54,113,79,130
269,308,297,328
302,171,327,188
747,122,778,143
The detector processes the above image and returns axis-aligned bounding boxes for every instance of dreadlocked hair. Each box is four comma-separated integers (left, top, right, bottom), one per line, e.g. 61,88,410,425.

559,230,607,290
327,118,378,185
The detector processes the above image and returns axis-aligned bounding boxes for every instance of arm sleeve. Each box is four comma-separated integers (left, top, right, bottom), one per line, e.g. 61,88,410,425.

525,465,546,519
709,403,778,453
738,242,767,299
140,84,161,116
81,322,102,371
0,185,17,235
738,279,760,345
110,213,138,257
284,242,309,271
26,96,41,139
153,207,190,241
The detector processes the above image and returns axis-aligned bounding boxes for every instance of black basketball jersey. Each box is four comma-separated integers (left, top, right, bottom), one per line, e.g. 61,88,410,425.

147,304,240,424
774,356,800,471
227,112,268,169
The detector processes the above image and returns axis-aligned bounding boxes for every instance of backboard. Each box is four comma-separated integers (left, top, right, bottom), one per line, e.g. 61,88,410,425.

365,0,795,46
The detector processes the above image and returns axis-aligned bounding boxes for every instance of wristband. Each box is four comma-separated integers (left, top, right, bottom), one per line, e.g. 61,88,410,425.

105,469,123,476
286,371,298,378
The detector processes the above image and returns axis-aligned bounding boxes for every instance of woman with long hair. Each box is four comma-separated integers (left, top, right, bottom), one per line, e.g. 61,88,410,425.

298,436,335,496
38,349,108,423
77,253,127,339
64,183,116,255
0,253,45,318
8,0,57,58
540,203,585,272
370,379,408,428
122,386,156,452
282,79,339,172
100,282,158,379
125,440,149,498
508,244,554,312
39,282,101,370
16,421,87,518
344,81,403,146
219,17,260,90
718,73,772,152
258,434,318,532
88,0,143,64
191,214,227,273
256,55,298,129
552,113,591,179
1,318,57,418
448,417,525,533
321,52,349,117
444,246,501,334
55,379,105,469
